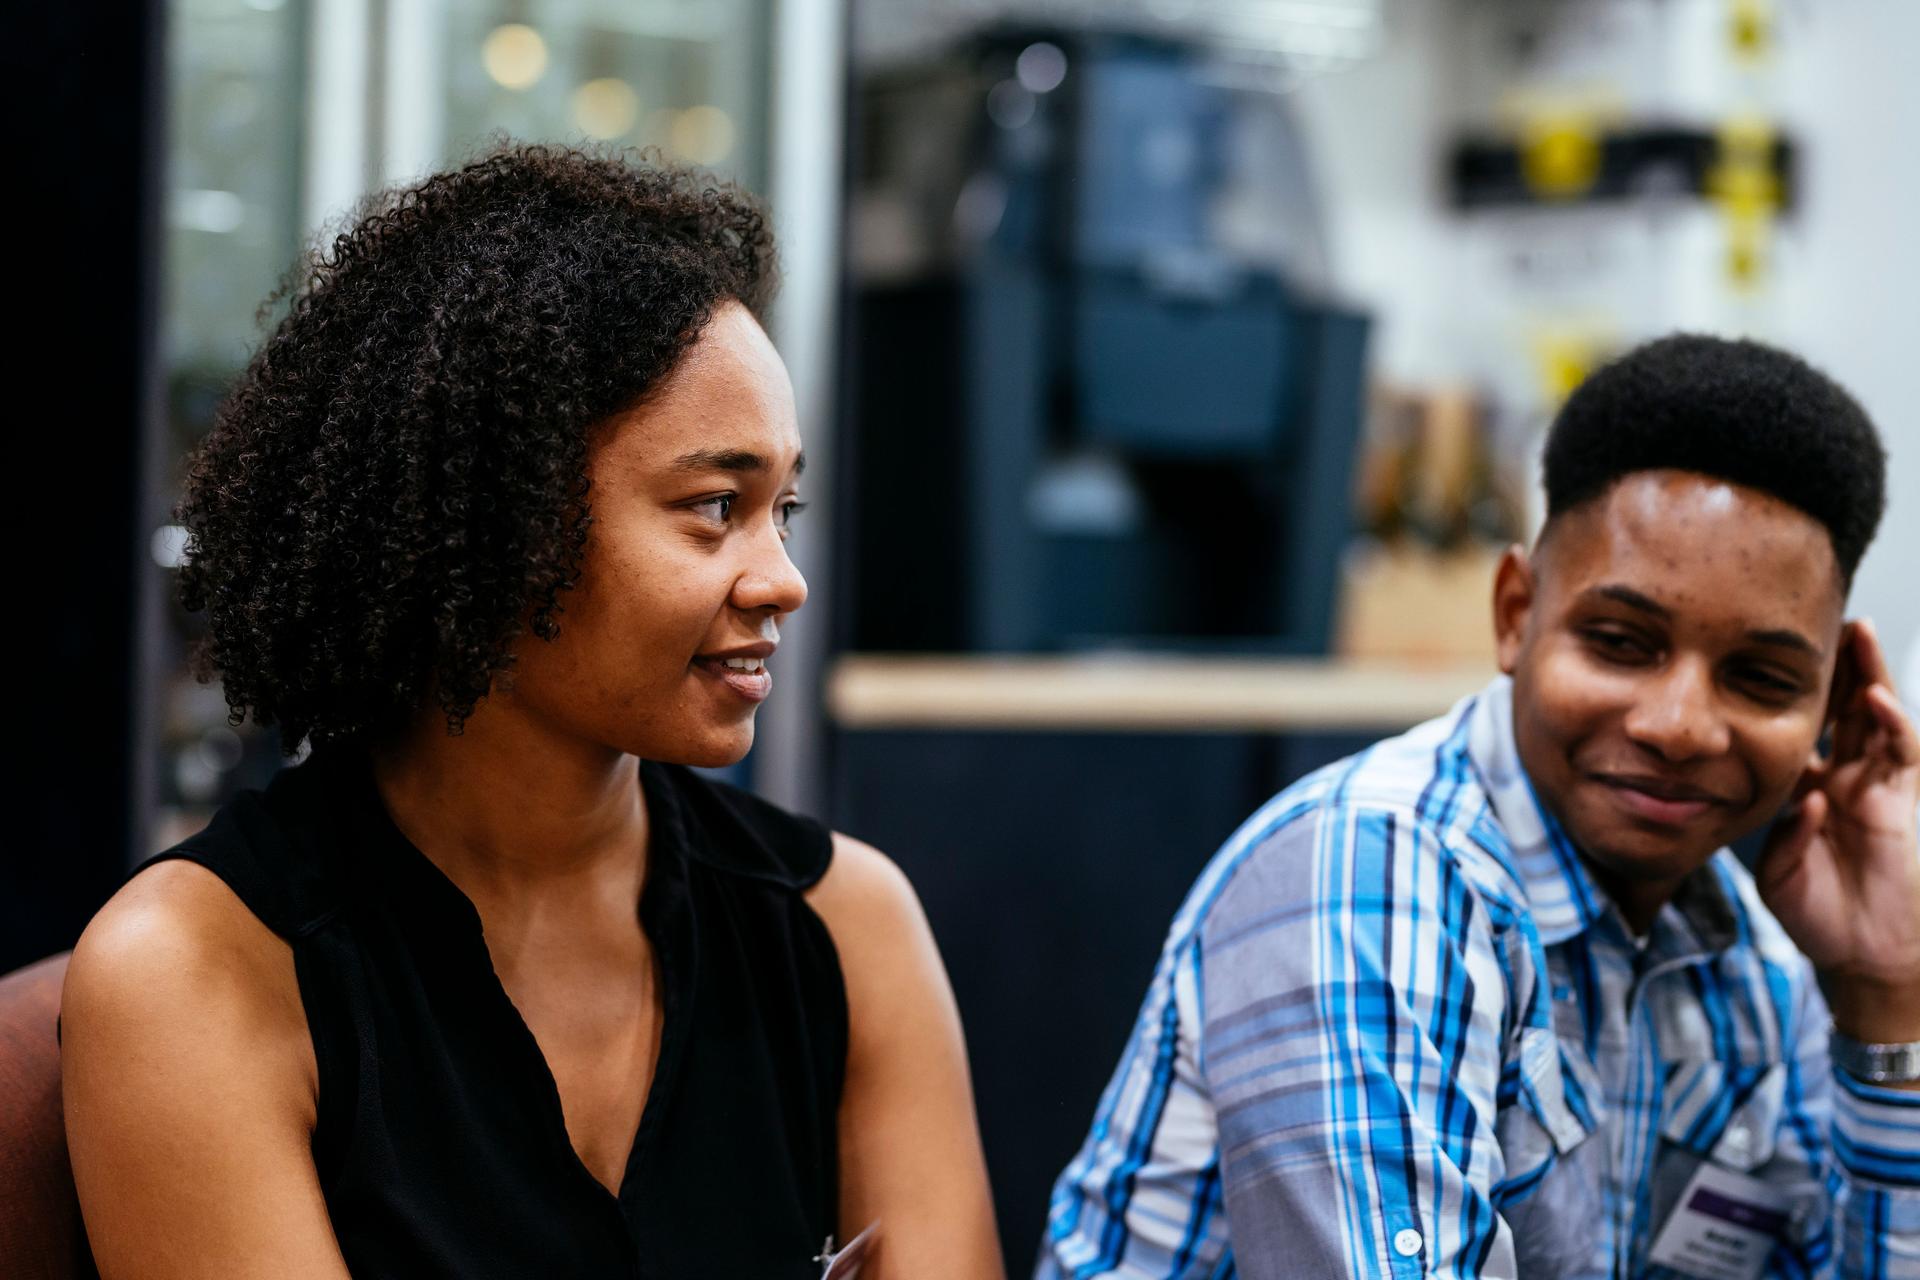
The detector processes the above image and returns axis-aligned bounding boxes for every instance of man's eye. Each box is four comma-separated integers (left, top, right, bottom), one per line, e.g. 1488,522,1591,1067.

777,499,809,529
1584,628,1653,662
1732,664,1801,702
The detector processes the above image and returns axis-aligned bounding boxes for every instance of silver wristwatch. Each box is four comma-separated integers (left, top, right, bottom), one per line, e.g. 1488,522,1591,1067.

1830,1030,1920,1085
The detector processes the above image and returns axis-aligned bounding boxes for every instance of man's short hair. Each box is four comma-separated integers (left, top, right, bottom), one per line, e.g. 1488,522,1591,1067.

1542,333,1886,584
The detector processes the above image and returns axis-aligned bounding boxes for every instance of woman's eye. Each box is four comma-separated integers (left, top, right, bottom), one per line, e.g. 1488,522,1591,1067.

777,499,809,530
691,494,735,522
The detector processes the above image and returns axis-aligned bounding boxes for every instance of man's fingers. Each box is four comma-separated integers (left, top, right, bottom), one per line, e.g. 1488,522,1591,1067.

1794,755,1831,801
1836,622,1901,761
1852,618,1895,690
1760,788,1826,896
1866,683,1920,769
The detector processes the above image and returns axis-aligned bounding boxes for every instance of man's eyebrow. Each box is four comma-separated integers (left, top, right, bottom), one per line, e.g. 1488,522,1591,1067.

1592,584,1672,618
1744,627,1822,658
1591,584,1822,656
668,448,806,477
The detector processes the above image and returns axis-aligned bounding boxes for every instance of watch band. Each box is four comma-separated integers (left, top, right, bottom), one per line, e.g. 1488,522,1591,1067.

1830,1030,1920,1085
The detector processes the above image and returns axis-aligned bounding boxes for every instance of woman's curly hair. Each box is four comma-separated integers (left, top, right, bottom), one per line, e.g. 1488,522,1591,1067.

177,142,778,749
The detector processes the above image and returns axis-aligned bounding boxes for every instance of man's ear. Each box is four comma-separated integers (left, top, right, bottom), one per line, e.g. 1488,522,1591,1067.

1824,618,1863,731
1492,544,1535,676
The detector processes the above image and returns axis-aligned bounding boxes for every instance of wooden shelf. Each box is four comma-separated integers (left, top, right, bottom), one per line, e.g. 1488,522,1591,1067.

827,654,1495,733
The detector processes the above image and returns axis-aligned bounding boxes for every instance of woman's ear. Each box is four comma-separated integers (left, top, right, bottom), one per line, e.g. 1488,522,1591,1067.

1492,544,1535,676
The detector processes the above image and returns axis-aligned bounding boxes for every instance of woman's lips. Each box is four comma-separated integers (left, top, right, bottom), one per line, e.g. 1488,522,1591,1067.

692,657,772,703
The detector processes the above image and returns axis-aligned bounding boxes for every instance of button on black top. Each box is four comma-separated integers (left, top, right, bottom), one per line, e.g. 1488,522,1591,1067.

147,750,846,1279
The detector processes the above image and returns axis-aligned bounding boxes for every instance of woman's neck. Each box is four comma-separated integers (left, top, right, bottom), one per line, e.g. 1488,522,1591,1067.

366,705,650,911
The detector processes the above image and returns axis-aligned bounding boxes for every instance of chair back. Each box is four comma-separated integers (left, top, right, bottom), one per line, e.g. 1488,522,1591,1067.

0,953,96,1279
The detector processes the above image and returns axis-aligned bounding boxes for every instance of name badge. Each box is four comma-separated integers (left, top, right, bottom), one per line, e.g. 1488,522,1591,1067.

1646,1161,1792,1280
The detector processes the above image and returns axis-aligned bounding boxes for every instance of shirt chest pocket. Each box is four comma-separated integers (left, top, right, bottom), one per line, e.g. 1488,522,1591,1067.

1495,1027,1610,1278
1644,1059,1827,1272
1658,1059,1786,1171
1496,1026,1608,1183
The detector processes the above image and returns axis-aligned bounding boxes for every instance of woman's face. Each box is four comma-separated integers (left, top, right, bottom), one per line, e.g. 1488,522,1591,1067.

502,302,809,767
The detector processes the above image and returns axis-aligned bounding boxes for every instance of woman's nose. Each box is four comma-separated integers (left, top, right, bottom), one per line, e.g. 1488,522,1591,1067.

734,529,809,616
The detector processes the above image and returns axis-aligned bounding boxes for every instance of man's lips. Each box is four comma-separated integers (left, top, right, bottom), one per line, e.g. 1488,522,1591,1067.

1589,772,1730,826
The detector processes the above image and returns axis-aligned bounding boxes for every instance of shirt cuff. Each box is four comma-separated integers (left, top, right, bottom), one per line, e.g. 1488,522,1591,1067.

1832,1064,1920,1190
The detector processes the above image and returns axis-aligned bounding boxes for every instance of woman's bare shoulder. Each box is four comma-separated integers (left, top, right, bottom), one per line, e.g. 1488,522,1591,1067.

804,832,920,936
802,839,1005,1272
71,858,291,994
802,832,950,1051
64,858,314,1105
63,861,347,1277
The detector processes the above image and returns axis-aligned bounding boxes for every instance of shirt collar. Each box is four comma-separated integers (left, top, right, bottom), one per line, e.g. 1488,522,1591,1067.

1462,675,1741,955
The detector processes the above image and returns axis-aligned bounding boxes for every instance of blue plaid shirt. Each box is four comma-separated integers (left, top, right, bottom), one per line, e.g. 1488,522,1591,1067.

1040,678,1920,1279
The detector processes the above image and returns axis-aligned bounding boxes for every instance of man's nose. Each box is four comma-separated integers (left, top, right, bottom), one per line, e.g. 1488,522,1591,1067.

1622,655,1730,762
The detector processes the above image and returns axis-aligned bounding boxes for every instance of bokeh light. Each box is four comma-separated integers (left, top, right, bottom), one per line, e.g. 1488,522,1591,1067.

669,104,736,165
572,77,640,140
482,23,549,91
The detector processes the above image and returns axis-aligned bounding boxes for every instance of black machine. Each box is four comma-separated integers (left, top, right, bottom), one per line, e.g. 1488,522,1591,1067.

831,31,1378,1271
840,31,1371,655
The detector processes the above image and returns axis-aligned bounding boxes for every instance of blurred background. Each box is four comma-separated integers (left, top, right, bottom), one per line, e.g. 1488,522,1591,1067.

12,0,1918,1269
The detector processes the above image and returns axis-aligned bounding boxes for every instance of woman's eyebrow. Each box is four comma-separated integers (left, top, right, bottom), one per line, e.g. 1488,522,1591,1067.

669,448,807,477
670,448,765,475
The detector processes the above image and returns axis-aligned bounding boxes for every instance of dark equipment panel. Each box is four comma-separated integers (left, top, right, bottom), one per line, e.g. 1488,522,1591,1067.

831,727,1377,1274
838,31,1371,660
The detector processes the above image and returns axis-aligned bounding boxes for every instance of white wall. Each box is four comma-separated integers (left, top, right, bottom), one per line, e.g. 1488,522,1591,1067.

1291,0,1917,663
755,0,847,812
1773,2,1920,666
1287,0,1459,386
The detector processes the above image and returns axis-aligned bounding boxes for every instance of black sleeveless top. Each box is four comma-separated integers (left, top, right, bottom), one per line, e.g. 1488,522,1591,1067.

146,750,846,1279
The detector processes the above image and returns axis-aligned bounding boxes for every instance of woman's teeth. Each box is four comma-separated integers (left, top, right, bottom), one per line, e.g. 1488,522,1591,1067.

720,657,764,672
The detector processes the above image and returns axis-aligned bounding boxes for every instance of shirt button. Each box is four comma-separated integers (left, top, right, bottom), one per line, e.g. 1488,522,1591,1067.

1394,1228,1423,1257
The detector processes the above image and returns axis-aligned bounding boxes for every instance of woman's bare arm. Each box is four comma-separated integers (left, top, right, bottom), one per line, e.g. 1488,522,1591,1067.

808,833,1004,1279
62,861,352,1279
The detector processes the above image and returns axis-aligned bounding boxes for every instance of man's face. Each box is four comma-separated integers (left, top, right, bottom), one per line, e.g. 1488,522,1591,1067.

1496,470,1847,899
